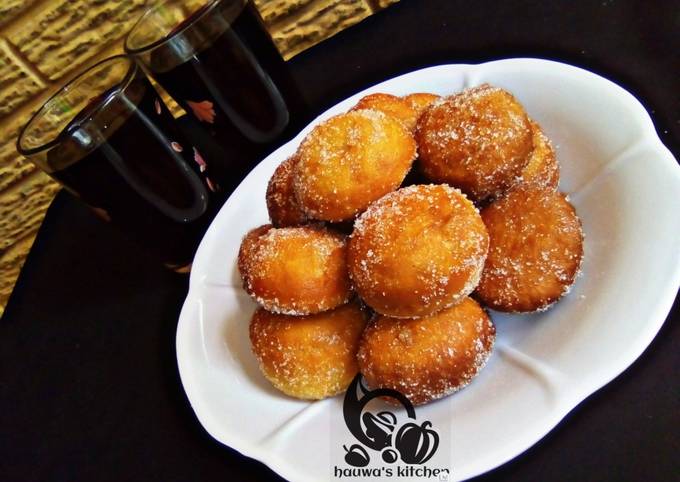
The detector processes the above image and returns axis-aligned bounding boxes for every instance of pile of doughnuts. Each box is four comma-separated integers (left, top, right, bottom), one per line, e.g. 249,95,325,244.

238,85,583,405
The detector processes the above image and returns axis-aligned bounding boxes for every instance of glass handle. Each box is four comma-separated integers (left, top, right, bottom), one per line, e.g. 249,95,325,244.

107,96,210,223
191,28,289,143
101,142,209,223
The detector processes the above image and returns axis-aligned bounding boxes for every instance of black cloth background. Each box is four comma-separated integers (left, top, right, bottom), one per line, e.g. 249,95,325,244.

1,1,678,481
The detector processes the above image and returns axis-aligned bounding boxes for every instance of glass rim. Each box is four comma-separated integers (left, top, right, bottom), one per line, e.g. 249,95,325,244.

16,55,137,157
124,0,225,56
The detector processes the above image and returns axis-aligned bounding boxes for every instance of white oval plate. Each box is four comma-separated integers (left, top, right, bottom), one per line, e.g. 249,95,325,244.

176,59,680,481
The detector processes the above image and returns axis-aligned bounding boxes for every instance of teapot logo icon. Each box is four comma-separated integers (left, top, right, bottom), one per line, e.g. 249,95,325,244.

342,375,440,467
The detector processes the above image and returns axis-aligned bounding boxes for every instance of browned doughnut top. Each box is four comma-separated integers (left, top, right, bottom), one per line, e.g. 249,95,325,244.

237,223,273,271
416,84,533,202
294,110,416,222
516,119,559,190
238,224,352,315
475,187,583,312
352,93,419,131
250,301,368,400
266,155,308,227
348,184,489,318
403,92,440,117
358,297,495,406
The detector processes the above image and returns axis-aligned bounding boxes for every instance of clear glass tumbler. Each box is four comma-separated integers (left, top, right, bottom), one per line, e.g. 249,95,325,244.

125,0,306,184
17,55,224,270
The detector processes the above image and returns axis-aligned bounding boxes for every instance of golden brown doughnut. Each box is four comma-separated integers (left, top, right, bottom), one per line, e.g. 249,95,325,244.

403,92,440,117
416,84,533,202
238,224,352,315
237,223,273,271
475,187,583,312
516,119,559,190
266,155,308,227
294,110,417,222
357,297,495,406
351,93,419,131
250,301,368,399
348,184,489,318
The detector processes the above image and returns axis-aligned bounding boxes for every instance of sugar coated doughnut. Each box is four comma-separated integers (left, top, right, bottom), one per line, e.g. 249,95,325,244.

403,92,440,117
357,297,495,405
352,93,420,131
416,84,533,201
266,155,308,227
237,223,272,272
475,187,583,312
238,224,352,314
348,184,489,318
294,110,417,222
516,119,559,190
250,301,368,399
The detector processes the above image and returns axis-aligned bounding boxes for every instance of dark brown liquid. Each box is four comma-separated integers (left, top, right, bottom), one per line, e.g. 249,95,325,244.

46,76,224,268
149,1,305,182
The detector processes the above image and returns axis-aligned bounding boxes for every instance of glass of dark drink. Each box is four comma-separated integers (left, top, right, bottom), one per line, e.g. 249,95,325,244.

125,0,306,185
16,55,225,271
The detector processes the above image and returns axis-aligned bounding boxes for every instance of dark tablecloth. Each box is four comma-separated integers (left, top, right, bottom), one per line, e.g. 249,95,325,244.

2,1,678,481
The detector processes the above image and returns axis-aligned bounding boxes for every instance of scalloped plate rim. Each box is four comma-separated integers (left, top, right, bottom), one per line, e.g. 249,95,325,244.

176,58,680,482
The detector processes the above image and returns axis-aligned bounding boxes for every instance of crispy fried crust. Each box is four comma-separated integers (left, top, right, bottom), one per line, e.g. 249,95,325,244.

352,93,420,131
238,224,352,315
475,187,583,312
357,297,495,406
516,119,559,190
250,301,368,399
294,110,416,222
237,224,273,273
266,155,309,227
416,84,533,202
403,92,440,117
348,184,489,318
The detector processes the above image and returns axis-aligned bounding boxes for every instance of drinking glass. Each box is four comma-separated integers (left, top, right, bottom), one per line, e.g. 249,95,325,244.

17,55,224,271
125,0,305,184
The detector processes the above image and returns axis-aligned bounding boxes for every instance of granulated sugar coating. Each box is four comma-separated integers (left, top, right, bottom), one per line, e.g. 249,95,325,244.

293,109,416,222
348,184,489,318
266,155,309,227
475,186,583,312
357,297,495,406
416,84,533,202
351,93,420,131
515,119,560,190
403,92,441,118
250,301,368,400
236,84,586,406
238,224,352,315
